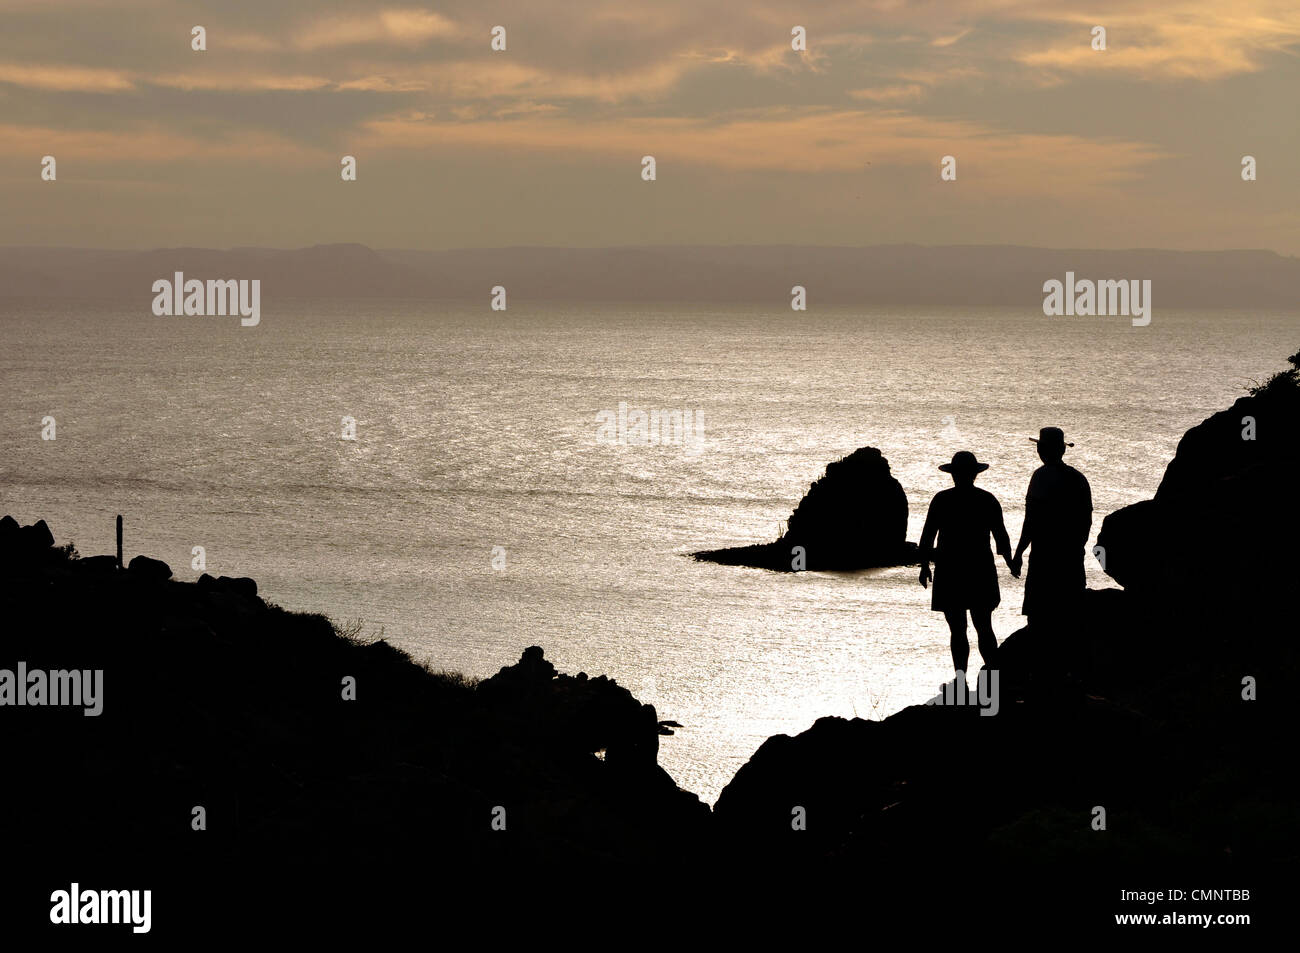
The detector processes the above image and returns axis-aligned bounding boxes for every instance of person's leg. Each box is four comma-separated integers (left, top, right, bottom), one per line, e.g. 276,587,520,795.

944,608,969,673
970,608,998,668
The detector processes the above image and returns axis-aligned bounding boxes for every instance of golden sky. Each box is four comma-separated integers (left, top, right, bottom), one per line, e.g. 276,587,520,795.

2,0,1298,251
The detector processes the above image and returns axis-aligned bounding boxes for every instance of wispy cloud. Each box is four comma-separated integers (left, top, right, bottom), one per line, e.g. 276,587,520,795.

932,28,973,47
1014,2,1300,79
0,62,133,92
291,9,461,51
362,106,1166,190
849,84,927,103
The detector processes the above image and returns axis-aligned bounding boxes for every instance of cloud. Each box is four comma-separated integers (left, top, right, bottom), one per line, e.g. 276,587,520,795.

0,121,321,162
932,28,973,47
360,106,1166,192
849,84,927,103
292,8,461,51
0,62,133,92
1014,2,1300,79
344,57,699,104
152,73,334,92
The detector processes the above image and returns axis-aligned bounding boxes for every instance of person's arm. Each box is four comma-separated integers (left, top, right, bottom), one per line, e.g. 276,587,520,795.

918,496,939,588
991,496,1012,561
1013,502,1032,563
1078,473,1094,546
1014,472,1037,561
1010,475,1035,577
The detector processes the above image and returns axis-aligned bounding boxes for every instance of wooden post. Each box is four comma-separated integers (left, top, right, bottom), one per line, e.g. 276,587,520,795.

116,515,123,570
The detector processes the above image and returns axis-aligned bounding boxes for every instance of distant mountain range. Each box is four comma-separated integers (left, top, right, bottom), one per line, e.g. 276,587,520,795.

1,243,1298,307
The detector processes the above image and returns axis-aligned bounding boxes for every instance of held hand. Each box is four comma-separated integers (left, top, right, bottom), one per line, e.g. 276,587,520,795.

1006,555,1022,579
919,564,932,589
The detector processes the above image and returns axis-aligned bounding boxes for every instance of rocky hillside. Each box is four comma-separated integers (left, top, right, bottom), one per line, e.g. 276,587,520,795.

0,521,709,927
1098,348,1300,599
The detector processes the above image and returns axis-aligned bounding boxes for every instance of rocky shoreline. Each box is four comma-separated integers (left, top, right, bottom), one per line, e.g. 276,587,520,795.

713,347,1300,877
3,347,1298,924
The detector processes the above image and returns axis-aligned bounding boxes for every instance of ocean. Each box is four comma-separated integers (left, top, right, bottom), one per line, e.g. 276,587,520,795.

2,299,1297,802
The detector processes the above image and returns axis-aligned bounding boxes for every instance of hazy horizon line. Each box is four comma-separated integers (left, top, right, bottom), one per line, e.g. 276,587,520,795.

3,241,1296,258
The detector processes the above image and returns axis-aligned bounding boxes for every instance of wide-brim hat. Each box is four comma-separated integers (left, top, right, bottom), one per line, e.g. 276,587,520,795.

939,451,990,474
1030,426,1074,448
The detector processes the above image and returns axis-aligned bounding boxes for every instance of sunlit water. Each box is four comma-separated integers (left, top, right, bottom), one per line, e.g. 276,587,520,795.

3,300,1297,802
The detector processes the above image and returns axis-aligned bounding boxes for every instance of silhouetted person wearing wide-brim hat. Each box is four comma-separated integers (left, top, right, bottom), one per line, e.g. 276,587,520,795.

1010,428,1093,628
919,451,1014,674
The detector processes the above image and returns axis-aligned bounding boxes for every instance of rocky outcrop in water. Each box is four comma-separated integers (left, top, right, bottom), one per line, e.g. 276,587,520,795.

694,446,918,571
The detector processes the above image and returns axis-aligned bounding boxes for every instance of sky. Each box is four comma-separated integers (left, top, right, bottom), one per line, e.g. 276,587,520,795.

1,0,1298,252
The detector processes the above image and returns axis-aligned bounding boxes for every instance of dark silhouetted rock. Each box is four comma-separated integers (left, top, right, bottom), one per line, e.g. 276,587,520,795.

17,519,54,551
26,519,54,548
77,554,119,574
198,573,259,600
218,575,258,599
694,446,918,571
483,644,557,690
2,518,59,569
479,646,679,773
1095,498,1162,591
127,554,172,582
0,516,24,571
1099,363,1300,597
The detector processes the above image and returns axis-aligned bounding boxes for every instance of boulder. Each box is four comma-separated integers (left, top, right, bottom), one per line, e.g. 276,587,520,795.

127,554,172,582
27,519,55,549
198,573,259,600
0,516,18,566
77,554,120,574
218,575,258,599
479,646,661,770
482,645,557,690
16,519,55,553
2,519,58,569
